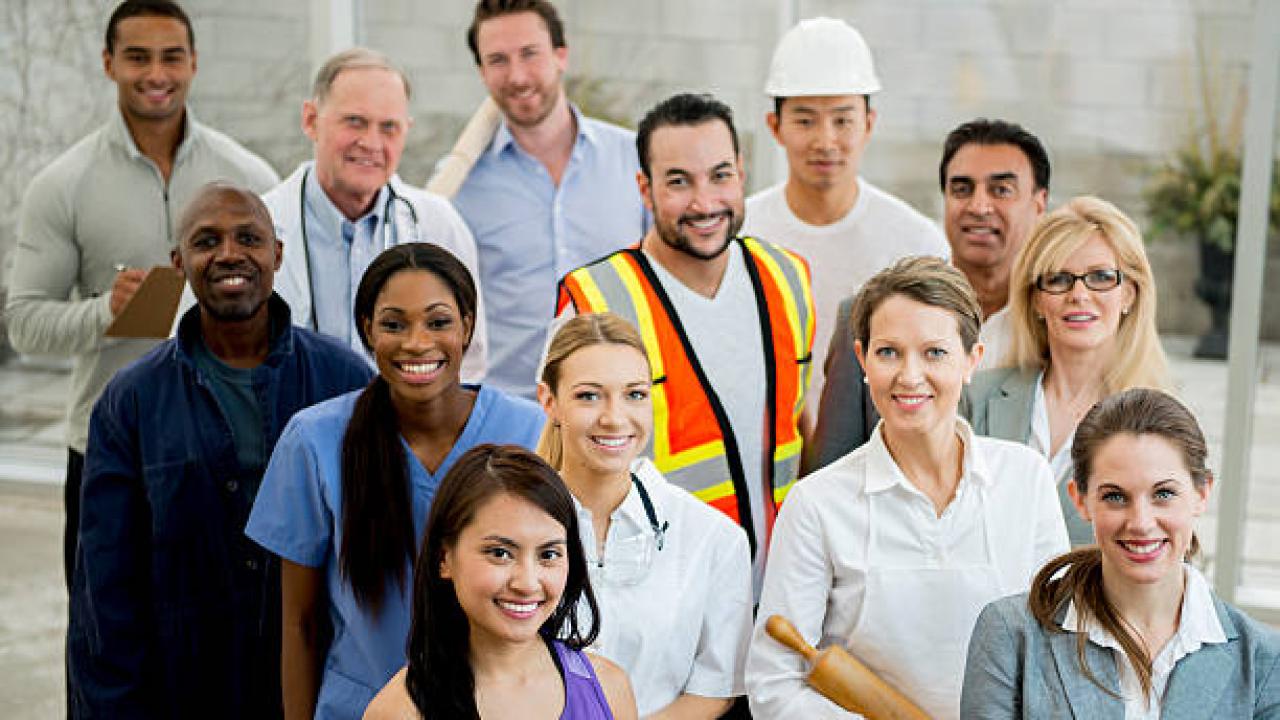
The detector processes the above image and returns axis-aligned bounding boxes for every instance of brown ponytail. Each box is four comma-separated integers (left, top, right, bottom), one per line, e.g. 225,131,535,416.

1028,548,1152,697
1028,387,1212,698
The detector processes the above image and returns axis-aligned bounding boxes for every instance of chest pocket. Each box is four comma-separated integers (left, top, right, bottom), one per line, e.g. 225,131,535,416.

144,458,208,543
143,458,254,598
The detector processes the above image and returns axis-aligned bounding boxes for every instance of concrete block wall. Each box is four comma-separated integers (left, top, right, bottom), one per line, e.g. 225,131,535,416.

804,0,1277,337
184,2,312,182
1,0,1277,343
363,0,780,185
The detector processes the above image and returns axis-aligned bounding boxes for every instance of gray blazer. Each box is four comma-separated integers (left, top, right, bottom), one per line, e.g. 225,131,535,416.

965,366,1093,546
809,295,879,470
962,593,1280,719
965,366,1039,443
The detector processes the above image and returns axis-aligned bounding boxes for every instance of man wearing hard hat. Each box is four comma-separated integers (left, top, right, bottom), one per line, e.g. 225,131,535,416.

743,17,948,402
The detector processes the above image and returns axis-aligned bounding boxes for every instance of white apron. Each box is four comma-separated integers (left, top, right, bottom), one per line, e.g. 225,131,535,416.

844,482,1006,720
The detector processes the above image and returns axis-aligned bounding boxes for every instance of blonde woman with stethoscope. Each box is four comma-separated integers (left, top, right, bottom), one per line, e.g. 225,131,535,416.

537,312,753,719
746,256,1069,719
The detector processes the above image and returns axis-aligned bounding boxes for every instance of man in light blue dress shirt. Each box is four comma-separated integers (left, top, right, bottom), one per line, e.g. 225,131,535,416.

454,0,648,398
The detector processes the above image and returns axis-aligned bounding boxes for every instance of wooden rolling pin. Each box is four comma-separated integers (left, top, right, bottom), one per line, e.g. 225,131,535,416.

765,614,931,720
425,96,502,199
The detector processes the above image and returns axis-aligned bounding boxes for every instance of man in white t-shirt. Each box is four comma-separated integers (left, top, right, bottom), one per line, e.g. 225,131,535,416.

556,94,815,603
743,17,948,398
811,118,1051,469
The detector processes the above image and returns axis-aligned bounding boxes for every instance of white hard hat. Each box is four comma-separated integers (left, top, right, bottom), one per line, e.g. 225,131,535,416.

765,17,881,97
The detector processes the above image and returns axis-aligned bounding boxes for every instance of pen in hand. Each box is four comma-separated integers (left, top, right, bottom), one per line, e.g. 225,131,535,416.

109,264,148,317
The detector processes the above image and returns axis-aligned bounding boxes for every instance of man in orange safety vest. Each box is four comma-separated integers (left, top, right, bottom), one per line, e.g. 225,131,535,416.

556,93,815,598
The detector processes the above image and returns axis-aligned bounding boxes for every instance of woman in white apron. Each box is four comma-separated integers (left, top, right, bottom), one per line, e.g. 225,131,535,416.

746,256,1069,719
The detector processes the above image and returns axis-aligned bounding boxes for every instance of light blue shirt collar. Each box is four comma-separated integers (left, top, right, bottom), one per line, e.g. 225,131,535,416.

453,110,649,399
489,102,598,159
303,166,389,233
301,166,389,346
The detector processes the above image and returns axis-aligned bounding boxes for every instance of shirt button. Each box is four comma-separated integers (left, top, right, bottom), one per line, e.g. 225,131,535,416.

225,480,239,493
245,559,259,571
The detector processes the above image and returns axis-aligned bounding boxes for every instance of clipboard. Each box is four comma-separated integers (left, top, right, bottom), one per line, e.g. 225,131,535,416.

105,265,186,338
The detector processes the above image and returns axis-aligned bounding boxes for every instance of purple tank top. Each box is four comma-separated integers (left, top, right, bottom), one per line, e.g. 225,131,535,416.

551,640,614,720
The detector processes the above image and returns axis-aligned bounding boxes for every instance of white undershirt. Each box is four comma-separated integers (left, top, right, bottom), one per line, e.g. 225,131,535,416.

977,306,1012,370
1063,564,1227,720
645,243,770,598
742,179,948,396
1030,370,1102,547
1029,370,1074,483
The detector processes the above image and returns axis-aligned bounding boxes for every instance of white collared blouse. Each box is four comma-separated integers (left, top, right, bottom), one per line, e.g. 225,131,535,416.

574,458,753,716
1063,564,1228,720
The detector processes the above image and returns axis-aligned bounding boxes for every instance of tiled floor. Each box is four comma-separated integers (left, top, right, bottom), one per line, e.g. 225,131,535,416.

1,337,1278,718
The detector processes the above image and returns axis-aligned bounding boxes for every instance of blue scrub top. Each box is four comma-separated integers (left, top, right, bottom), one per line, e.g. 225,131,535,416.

246,384,545,719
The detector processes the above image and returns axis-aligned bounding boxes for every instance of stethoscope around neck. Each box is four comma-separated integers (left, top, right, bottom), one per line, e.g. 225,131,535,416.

631,472,669,552
297,167,422,331
590,472,670,588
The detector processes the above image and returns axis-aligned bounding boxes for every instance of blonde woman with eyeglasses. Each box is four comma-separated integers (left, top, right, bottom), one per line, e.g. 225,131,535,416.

536,312,752,719
966,196,1171,545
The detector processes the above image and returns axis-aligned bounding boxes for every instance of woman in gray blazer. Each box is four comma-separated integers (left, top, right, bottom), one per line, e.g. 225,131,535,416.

966,197,1171,546
962,389,1280,718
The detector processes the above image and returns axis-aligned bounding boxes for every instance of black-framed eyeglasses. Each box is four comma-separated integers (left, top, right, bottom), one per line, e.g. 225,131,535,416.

1034,268,1123,294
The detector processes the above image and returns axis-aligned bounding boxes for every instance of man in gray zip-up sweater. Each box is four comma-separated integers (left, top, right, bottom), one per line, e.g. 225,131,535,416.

4,0,278,588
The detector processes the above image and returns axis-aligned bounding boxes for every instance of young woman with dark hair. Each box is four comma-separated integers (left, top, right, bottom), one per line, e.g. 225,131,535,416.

962,388,1280,717
362,444,637,719
247,244,546,719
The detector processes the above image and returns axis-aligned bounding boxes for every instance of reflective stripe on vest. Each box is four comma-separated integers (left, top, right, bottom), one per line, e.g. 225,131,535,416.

556,238,814,555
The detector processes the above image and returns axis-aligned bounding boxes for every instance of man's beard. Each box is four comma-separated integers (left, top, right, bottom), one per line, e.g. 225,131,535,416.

655,209,742,261
498,77,561,129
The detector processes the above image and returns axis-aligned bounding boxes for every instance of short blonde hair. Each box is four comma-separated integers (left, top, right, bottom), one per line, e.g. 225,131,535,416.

536,313,651,471
850,255,981,352
1005,195,1170,392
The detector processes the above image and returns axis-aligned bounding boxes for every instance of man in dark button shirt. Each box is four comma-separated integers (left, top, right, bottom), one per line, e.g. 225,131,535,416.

67,183,372,718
